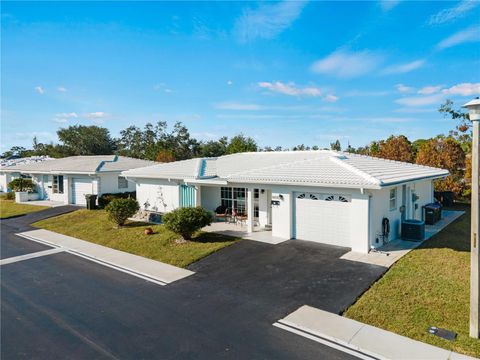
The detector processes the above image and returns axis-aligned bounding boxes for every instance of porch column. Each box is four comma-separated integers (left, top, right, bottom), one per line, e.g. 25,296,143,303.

247,187,254,233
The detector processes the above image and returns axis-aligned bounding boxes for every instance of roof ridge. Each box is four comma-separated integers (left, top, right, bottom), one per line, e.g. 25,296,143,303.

346,152,449,172
329,156,381,185
225,154,333,180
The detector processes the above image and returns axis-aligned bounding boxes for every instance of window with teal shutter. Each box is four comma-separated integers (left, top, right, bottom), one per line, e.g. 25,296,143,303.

180,185,196,207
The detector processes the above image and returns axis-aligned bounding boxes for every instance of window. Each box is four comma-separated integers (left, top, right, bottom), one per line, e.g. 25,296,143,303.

389,188,397,210
118,176,128,189
43,175,49,183
220,187,253,215
53,175,64,194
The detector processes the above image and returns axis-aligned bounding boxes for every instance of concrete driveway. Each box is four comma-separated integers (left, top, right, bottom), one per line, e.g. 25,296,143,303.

1,208,386,359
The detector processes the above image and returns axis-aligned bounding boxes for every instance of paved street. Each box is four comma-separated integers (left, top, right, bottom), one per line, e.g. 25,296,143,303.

1,208,386,359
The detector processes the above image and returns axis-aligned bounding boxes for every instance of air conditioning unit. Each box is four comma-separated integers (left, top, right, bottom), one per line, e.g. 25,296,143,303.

402,219,425,241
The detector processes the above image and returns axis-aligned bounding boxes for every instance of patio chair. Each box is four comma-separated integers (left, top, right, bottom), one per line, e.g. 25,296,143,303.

214,205,230,222
232,209,247,227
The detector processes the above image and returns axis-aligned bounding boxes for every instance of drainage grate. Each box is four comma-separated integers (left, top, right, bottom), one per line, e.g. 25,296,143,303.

428,326,457,341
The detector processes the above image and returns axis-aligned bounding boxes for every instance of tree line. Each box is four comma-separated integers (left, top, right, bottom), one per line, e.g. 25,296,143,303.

3,99,472,198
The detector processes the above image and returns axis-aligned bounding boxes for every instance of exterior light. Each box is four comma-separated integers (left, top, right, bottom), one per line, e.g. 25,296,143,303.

463,98,480,121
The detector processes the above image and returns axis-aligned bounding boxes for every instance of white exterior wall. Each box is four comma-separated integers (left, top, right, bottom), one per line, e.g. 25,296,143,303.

98,172,136,195
200,186,221,212
0,172,19,192
135,178,180,213
369,179,435,247
258,189,270,227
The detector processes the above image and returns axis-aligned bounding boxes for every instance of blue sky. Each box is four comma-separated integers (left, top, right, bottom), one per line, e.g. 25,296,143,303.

2,1,480,151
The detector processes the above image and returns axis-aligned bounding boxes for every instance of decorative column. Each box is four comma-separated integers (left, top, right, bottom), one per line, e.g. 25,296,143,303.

247,187,254,233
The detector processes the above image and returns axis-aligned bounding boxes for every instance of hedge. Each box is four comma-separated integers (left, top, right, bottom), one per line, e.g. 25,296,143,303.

97,191,136,208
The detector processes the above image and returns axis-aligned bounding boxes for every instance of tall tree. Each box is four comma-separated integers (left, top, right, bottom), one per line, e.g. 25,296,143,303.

330,140,341,151
57,125,115,155
225,134,257,154
439,99,472,153
376,135,413,162
199,137,228,157
416,137,466,196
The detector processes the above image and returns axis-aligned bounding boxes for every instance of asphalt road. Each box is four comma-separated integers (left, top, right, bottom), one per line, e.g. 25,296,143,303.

1,208,386,359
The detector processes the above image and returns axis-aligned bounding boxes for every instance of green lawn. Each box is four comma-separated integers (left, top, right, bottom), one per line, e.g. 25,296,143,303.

344,204,480,357
33,209,238,268
0,199,49,219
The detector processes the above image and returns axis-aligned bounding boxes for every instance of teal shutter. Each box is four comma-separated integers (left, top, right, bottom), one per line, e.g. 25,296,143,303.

180,185,196,207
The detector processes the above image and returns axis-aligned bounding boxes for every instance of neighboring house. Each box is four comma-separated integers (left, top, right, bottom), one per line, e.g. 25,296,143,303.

0,156,53,192
122,150,448,253
1,155,155,205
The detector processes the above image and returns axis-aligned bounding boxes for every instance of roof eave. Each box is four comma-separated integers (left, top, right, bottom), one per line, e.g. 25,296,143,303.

379,173,449,187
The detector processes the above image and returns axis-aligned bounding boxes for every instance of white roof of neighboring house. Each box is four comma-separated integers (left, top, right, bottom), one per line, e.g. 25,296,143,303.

1,156,53,168
2,155,156,174
122,150,449,189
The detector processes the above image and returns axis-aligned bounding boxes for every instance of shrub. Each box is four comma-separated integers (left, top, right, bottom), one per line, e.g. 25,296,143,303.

1,192,15,200
162,207,213,241
98,191,136,208
105,198,139,228
8,178,35,192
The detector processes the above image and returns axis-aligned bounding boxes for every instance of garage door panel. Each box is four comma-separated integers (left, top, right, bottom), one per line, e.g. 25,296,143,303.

72,178,92,205
295,195,351,247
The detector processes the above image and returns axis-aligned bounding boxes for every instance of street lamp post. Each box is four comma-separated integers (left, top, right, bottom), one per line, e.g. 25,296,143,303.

463,98,480,338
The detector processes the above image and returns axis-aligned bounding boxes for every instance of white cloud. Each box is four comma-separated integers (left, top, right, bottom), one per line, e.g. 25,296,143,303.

442,82,480,96
34,86,44,94
380,0,401,12
437,26,480,49
57,86,67,92
311,50,384,78
234,1,308,43
323,94,339,103
227,80,233,85
345,90,391,97
53,112,78,123
418,85,443,95
382,59,425,74
428,0,479,25
368,117,414,123
214,102,264,110
258,81,322,97
85,112,108,119
394,107,436,114
395,84,415,93
395,94,445,107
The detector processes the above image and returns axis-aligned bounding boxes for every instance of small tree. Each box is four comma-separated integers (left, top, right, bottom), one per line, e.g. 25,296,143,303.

162,207,213,242
105,198,139,228
8,178,36,192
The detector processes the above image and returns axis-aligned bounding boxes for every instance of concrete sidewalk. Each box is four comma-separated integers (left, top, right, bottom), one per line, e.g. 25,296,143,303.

274,305,476,360
341,210,465,268
17,229,194,285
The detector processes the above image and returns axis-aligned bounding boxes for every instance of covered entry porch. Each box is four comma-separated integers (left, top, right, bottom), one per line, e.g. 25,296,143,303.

193,183,274,234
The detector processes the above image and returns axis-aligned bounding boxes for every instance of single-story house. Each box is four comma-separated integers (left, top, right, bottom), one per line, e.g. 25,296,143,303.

122,150,448,253
1,155,155,205
0,156,53,192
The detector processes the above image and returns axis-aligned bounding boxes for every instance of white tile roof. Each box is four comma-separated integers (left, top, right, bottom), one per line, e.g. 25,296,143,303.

2,155,155,174
1,156,53,168
122,150,448,189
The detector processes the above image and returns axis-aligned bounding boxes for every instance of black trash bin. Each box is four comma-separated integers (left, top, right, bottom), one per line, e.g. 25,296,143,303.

85,194,97,210
434,191,454,207
424,203,442,225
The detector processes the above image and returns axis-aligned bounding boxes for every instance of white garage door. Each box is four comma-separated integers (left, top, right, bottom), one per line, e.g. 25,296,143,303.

294,192,352,247
71,178,92,205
